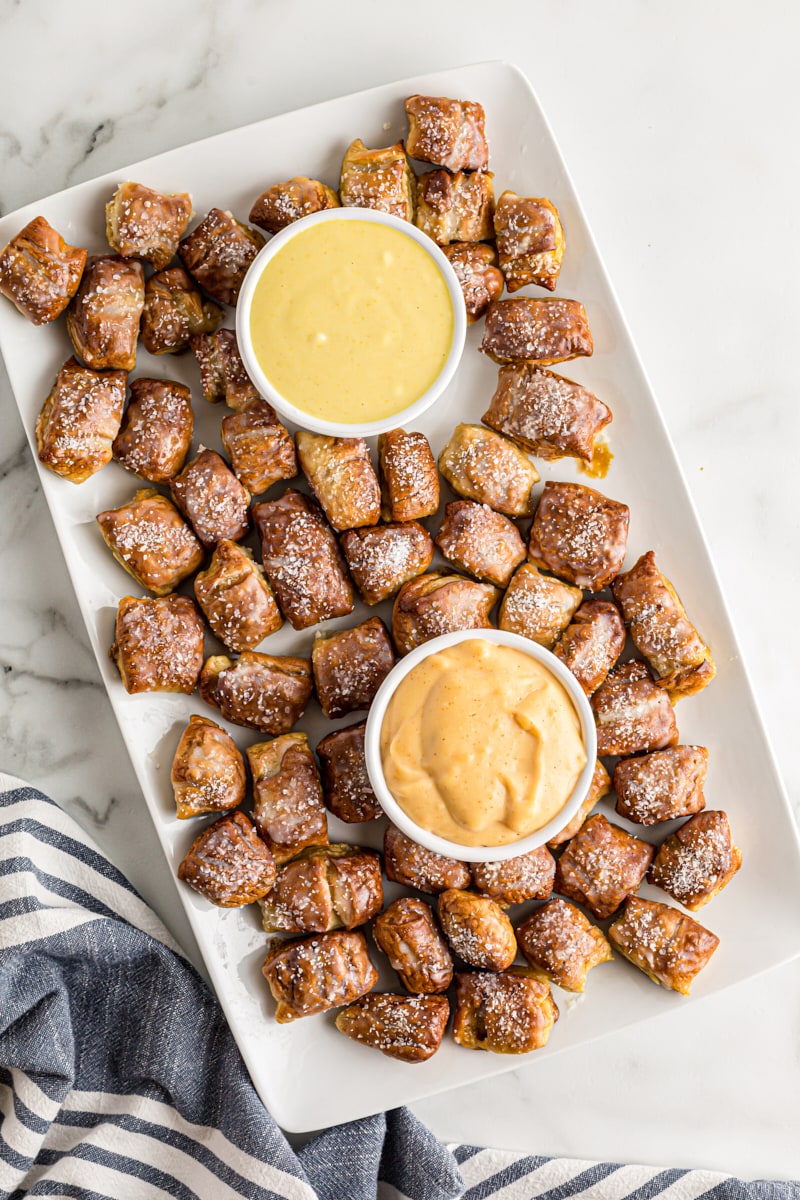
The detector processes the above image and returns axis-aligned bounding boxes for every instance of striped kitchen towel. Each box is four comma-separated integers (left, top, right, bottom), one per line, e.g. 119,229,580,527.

0,775,797,1200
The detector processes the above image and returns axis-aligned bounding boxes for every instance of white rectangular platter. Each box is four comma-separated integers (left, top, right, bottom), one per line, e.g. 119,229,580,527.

1,61,799,1133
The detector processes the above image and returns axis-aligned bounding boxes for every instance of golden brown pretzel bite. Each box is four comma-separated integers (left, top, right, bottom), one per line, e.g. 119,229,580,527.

178,207,264,305
200,652,312,734
37,356,126,483
0,216,86,324
105,181,192,270
262,930,378,1023
554,813,655,920
611,550,716,700
178,811,275,907
608,896,719,994
112,378,193,483
404,94,489,171
373,898,453,994
170,715,246,819
66,255,144,371
481,298,593,366
97,490,203,596
253,490,355,630
483,364,611,464
339,140,415,221
336,994,450,1062
247,732,328,863
453,971,559,1054
110,595,205,694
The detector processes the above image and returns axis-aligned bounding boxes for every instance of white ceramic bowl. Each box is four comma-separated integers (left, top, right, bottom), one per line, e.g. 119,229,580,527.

235,207,467,438
364,628,598,863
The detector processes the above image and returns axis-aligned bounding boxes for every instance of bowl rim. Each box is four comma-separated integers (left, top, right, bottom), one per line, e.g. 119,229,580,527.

235,206,467,438
364,627,598,863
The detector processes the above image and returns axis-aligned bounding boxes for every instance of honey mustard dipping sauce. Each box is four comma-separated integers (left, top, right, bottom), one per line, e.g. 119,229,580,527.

248,219,455,425
379,639,588,848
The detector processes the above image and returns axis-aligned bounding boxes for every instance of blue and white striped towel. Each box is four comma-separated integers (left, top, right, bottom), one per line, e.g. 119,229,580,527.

1,775,797,1200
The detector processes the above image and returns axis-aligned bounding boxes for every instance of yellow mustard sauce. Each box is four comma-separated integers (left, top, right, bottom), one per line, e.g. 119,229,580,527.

380,638,587,847
248,220,454,424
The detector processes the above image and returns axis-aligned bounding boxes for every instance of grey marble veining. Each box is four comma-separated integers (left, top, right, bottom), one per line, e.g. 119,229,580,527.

0,0,798,1177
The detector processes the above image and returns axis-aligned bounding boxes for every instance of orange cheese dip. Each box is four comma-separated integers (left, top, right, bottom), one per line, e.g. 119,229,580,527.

379,638,587,847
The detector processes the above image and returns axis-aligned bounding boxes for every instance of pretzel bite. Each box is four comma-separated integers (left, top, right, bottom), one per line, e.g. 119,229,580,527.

200,651,312,734
648,810,741,910
438,889,517,970
553,599,626,695
107,584,182,674
259,844,382,934
611,551,716,700
435,501,526,587
339,139,415,221
312,618,395,719
259,848,334,933
614,746,708,825
194,539,282,652
453,970,558,1054
249,176,339,233
262,849,381,931
392,572,499,656
442,242,504,323
178,207,264,305
263,930,378,1023
296,432,382,532
378,429,440,521
318,721,381,824
170,448,250,548
481,297,593,366
373,898,453,994
528,481,630,592
516,897,613,992
384,824,471,894
190,328,260,409
66,255,144,371
170,714,246,819
498,563,583,648
96,489,203,596
404,94,489,171
112,377,193,483
36,356,126,483
592,660,679,756
483,364,612,463
547,759,611,848
340,521,434,605
414,169,494,244
608,895,720,994
253,490,355,630
247,732,328,862
178,811,275,907
111,595,205,695
554,813,655,920
438,423,539,517
494,191,565,293
336,993,450,1063
140,266,222,355
471,846,556,908
0,215,86,324
221,399,297,495
105,181,192,270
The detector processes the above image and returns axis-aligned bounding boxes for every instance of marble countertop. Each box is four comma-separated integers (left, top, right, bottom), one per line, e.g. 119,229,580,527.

1,0,798,1181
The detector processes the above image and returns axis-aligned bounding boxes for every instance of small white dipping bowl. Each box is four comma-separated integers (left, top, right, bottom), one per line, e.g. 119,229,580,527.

364,628,598,863
235,207,467,438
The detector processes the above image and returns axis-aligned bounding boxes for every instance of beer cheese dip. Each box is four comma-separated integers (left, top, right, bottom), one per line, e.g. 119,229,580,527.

248,218,454,425
379,638,588,847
